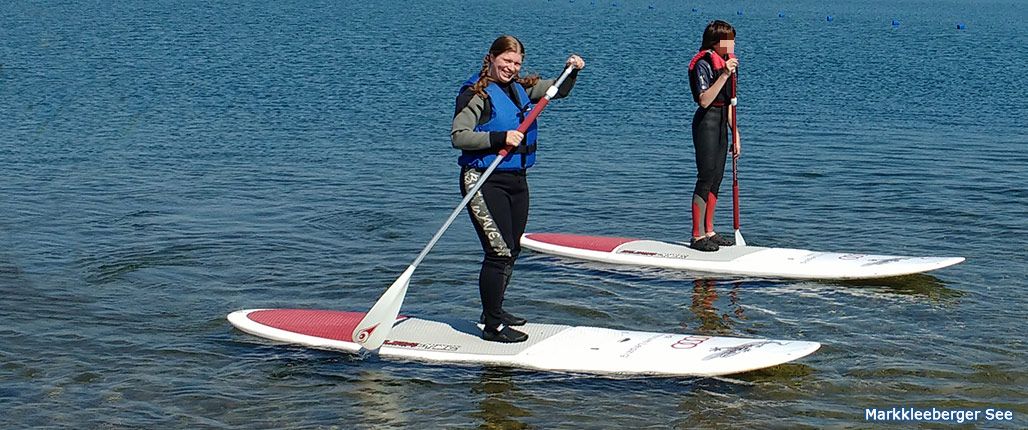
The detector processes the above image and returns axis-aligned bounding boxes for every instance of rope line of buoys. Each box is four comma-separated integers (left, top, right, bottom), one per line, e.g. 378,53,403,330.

563,1,970,30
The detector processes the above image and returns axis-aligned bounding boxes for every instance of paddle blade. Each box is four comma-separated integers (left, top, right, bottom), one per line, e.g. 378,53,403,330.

353,265,414,351
735,229,746,247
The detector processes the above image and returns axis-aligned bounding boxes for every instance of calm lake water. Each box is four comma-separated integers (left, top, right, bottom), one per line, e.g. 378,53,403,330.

2,0,1026,428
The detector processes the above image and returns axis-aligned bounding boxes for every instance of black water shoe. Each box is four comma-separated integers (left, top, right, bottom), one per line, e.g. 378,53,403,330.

482,325,529,343
480,310,527,327
707,233,735,246
689,237,720,252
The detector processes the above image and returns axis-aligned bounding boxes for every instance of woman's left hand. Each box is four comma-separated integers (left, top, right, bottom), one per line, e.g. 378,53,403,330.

565,54,585,70
732,132,741,158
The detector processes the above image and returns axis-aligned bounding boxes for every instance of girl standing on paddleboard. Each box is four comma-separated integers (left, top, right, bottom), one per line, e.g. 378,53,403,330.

688,20,740,252
452,35,584,343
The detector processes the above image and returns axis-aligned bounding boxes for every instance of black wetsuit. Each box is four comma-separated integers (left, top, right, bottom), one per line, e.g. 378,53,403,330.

459,167,528,328
451,74,577,330
688,58,733,238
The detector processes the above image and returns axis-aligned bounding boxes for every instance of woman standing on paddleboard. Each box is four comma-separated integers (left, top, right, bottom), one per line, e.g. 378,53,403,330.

688,20,740,252
452,35,584,343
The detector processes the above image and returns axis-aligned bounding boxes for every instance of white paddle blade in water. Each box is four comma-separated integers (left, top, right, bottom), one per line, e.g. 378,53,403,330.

352,265,414,350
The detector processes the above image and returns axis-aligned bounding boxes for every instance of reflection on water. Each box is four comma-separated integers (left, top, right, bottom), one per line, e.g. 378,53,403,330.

355,369,409,428
738,362,818,382
834,273,964,303
683,280,746,334
470,367,530,430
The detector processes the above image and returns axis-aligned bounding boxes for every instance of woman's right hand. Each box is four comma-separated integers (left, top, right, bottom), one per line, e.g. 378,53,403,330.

565,54,585,70
505,130,525,147
724,58,739,75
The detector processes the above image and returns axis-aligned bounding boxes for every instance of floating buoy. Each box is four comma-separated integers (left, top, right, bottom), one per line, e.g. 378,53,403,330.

648,4,654,9
957,22,966,30
692,7,698,13
779,11,785,18
737,10,743,15
827,15,834,22
892,19,900,26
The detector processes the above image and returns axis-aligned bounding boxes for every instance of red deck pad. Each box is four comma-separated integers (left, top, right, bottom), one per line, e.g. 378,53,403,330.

525,233,637,252
248,309,406,342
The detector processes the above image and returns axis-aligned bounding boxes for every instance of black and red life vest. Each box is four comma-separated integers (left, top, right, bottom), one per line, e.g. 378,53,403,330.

688,49,737,107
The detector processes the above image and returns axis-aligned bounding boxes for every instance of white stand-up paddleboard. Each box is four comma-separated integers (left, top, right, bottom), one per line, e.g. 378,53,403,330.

522,233,964,280
228,309,820,377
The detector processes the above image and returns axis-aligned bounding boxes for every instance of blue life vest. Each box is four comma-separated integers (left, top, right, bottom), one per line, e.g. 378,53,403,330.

457,74,538,170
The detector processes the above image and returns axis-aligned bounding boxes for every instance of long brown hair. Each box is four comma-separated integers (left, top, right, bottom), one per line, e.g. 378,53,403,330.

469,35,541,99
700,20,736,51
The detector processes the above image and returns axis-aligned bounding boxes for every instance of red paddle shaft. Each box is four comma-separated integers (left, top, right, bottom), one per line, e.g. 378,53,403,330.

732,144,740,231
730,72,740,231
498,97,551,158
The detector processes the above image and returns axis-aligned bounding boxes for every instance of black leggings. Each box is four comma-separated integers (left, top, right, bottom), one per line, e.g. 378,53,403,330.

691,105,729,238
460,167,529,328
